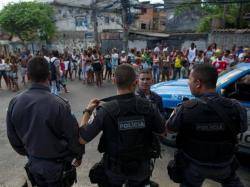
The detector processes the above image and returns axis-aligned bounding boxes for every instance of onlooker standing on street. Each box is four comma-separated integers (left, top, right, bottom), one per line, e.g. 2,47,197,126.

152,52,160,83
212,50,228,74
161,50,171,81
50,50,60,95
104,51,112,81
92,49,102,87
9,55,19,92
173,51,182,80
20,50,29,85
81,50,87,84
5,56,12,90
193,50,205,68
167,64,247,187
120,51,127,64
0,56,8,89
222,50,234,67
187,42,197,65
6,56,84,187
204,45,214,64
111,48,119,78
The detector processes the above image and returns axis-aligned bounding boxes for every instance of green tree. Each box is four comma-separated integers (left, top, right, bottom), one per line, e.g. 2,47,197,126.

174,0,250,32
0,1,56,43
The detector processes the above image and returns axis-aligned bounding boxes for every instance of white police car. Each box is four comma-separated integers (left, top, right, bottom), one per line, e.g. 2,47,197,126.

151,63,250,154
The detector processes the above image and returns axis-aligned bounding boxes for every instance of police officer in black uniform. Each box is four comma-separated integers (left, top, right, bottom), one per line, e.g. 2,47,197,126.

135,69,164,117
79,64,165,187
6,57,84,187
167,64,248,187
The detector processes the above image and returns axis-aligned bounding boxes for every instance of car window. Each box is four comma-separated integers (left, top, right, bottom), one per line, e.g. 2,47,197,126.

221,73,250,101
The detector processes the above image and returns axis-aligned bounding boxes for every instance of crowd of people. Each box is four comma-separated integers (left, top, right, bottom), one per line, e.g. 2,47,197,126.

0,43,250,94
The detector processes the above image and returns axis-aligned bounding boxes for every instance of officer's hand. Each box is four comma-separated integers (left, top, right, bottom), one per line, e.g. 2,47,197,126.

86,98,100,112
71,158,82,167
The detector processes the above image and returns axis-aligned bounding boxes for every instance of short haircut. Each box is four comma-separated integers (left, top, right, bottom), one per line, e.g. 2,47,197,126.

192,64,218,89
115,64,136,89
139,69,152,76
28,57,50,82
52,50,59,58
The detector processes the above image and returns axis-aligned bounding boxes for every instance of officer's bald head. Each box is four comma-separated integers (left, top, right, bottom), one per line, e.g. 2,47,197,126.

28,56,50,83
191,64,218,89
115,64,137,89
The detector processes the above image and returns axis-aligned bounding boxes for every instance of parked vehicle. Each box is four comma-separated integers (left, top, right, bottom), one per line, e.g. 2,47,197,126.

151,63,250,154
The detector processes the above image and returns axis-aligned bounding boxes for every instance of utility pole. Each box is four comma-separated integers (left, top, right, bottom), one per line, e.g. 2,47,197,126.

121,0,130,53
237,0,243,28
222,4,227,29
91,0,99,48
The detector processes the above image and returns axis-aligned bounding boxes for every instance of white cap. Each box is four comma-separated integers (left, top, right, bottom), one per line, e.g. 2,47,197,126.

121,50,125,54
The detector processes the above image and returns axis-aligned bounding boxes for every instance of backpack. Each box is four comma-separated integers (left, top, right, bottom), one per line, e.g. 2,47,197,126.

50,59,57,81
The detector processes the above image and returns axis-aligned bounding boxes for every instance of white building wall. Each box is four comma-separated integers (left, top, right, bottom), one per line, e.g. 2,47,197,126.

53,5,122,32
97,13,122,32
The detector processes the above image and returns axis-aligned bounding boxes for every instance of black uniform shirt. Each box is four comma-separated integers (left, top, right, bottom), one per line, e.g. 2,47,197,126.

167,93,248,133
135,89,164,116
80,93,165,142
6,83,84,159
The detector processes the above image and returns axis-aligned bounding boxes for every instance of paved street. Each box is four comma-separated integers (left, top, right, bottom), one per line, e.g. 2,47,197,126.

0,80,249,187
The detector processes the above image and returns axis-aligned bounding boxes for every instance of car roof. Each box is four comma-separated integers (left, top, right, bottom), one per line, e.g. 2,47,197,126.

217,63,250,90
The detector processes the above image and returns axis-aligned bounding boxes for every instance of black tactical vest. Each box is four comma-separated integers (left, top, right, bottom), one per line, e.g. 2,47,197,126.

177,96,239,163
99,96,157,161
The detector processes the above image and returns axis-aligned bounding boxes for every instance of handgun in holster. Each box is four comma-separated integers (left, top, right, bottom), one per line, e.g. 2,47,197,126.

61,163,77,187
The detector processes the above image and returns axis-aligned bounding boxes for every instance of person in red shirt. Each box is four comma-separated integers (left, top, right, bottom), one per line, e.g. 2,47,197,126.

212,50,228,74
59,56,69,93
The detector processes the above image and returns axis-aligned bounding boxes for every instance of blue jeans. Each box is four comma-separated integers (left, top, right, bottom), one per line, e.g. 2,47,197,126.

51,80,58,95
152,65,160,83
173,68,181,80
180,161,244,187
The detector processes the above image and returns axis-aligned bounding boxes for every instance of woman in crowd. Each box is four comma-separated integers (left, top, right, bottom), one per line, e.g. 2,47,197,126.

5,56,12,90
64,51,73,81
104,51,112,81
205,45,214,64
152,52,160,83
111,48,119,78
0,55,8,89
194,50,205,66
86,51,94,84
92,49,102,87
59,54,69,93
98,51,104,84
173,51,182,80
161,50,171,81
81,50,87,84
9,55,19,91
